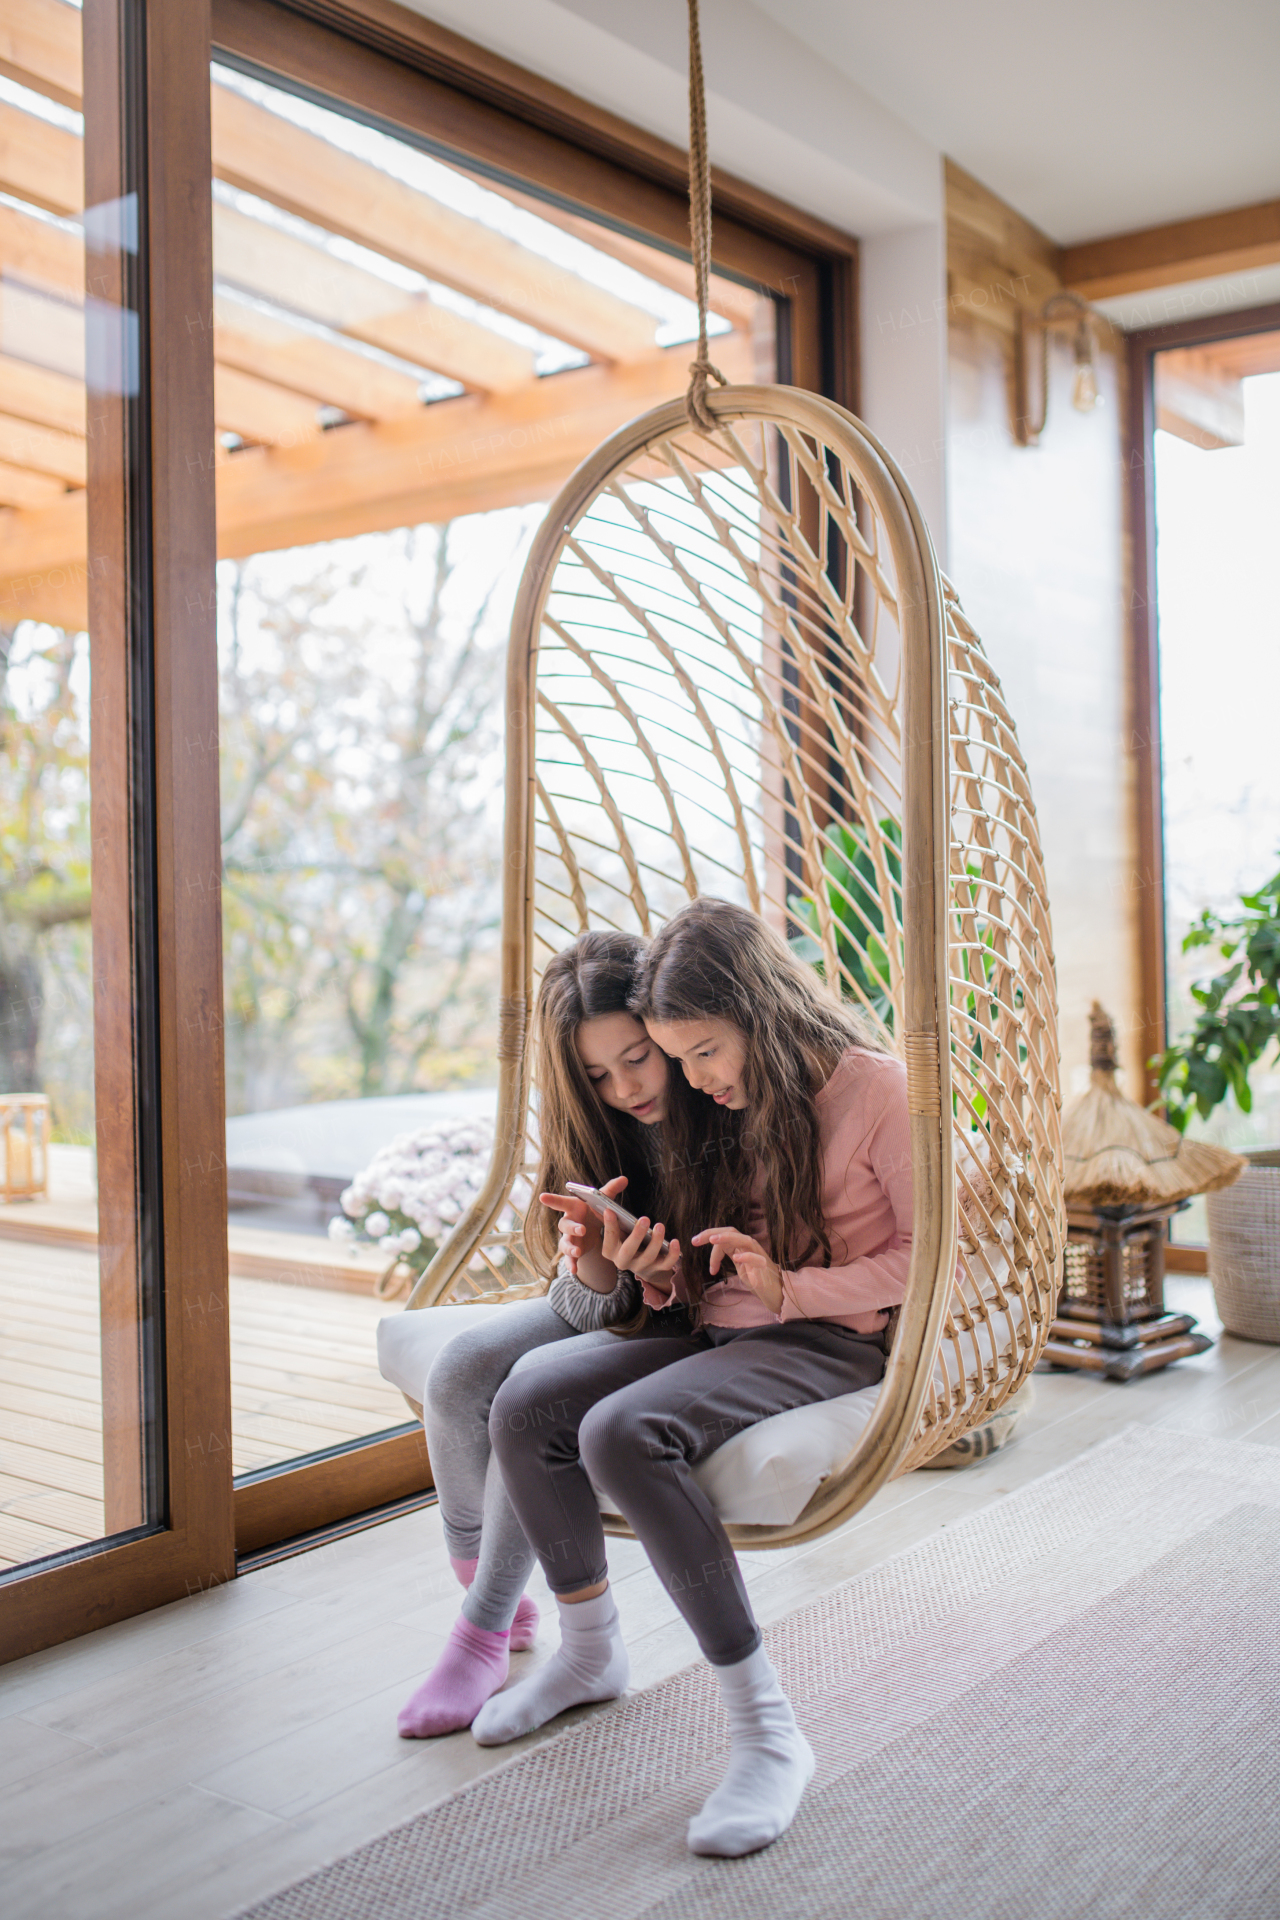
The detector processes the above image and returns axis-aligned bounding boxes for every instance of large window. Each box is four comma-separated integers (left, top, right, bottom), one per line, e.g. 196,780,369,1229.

1153,335,1280,1240
0,0,849,1655
0,1,168,1571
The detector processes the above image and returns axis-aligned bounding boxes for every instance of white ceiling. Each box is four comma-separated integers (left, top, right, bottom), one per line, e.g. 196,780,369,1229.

748,0,1280,243
404,0,1280,248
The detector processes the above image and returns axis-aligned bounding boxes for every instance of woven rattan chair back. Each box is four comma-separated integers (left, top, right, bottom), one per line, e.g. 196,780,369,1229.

405,385,1064,1545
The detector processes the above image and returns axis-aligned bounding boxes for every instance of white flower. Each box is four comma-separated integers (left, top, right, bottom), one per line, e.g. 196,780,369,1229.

379,1234,400,1252
343,1117,507,1256
328,1217,356,1243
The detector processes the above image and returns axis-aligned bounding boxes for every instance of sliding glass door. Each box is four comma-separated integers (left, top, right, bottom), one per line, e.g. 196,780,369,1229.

0,0,850,1649
0,0,234,1660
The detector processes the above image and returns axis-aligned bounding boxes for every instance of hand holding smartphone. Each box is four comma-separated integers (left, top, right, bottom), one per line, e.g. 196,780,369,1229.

543,1180,678,1295
563,1182,640,1233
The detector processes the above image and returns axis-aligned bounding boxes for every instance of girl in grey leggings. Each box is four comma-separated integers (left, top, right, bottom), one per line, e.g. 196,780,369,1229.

476,899,909,1861
395,929,676,1738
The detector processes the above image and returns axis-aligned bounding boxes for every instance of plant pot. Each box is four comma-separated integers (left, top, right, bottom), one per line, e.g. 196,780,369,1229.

1206,1148,1280,1344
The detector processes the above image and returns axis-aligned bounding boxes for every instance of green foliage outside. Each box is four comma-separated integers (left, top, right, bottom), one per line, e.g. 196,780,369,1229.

788,816,902,1031
790,817,1015,1128
1155,859,1280,1132
0,625,94,1135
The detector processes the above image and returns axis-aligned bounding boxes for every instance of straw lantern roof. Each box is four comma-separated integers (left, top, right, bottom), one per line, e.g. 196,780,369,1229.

1062,1003,1246,1210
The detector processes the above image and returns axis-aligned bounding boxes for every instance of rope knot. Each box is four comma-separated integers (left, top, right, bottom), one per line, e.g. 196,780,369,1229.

686,354,727,433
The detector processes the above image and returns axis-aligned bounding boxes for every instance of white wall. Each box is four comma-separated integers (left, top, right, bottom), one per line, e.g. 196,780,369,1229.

860,219,949,564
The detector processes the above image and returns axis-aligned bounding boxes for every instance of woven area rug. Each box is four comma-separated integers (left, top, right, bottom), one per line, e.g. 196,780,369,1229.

236,1426,1280,1920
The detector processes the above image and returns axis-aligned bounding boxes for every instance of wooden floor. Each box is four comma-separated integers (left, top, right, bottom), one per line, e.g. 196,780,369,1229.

0,1241,409,1569
2,1277,1277,1920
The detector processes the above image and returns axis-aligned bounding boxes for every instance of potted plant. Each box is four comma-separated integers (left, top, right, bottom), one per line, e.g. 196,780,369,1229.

1154,860,1280,1341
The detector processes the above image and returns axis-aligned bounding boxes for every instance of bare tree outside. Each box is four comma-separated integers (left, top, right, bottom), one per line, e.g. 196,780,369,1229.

0,506,537,1137
218,508,537,1116
0,623,94,1135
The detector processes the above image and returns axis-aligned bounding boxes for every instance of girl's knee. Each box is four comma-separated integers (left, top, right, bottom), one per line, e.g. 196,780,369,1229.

424,1336,480,1425
488,1371,547,1457
580,1396,650,1487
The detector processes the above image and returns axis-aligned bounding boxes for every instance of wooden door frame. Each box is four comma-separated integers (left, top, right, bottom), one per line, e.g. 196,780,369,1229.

1,0,234,1665
1127,298,1280,1271
208,0,860,1553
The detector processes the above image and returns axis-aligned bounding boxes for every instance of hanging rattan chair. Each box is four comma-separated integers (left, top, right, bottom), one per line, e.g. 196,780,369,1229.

388,380,1064,1548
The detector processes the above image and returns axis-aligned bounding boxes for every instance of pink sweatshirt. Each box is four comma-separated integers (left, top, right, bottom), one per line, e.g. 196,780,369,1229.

642,1046,912,1333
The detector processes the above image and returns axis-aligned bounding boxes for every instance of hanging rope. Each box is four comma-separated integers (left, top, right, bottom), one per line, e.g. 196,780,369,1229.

686,0,727,432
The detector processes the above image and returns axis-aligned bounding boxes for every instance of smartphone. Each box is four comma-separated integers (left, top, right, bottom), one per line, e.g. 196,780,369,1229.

564,1182,641,1234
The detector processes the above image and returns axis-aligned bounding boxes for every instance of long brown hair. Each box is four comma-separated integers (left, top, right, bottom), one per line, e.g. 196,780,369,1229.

629,897,882,1300
523,930,666,1276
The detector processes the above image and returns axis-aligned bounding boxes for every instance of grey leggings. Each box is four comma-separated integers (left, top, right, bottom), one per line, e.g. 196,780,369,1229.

488,1319,887,1666
422,1299,617,1632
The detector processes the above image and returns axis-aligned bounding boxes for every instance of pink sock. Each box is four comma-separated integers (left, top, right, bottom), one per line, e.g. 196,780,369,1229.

398,1616,511,1738
449,1556,540,1652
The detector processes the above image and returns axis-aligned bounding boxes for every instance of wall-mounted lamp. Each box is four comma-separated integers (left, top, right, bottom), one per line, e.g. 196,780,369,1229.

1015,291,1106,446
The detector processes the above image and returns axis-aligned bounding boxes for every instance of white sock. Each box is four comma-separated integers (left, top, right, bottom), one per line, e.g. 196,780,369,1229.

470,1588,629,1746
687,1646,815,1857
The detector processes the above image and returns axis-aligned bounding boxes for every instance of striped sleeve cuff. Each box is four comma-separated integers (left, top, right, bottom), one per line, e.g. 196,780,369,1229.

547,1262,641,1332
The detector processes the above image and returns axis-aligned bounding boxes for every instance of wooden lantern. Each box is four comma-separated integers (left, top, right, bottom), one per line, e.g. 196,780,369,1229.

1045,1198,1211,1379
0,1093,50,1202
1044,1005,1243,1381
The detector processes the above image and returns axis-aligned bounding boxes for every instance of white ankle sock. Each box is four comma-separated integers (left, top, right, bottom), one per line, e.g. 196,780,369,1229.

471,1588,629,1746
687,1646,814,1857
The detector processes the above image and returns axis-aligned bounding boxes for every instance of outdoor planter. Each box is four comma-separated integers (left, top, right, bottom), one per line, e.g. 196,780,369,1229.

1206,1148,1280,1344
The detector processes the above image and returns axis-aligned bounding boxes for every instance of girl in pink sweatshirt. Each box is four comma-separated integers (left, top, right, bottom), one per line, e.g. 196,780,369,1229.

476,898,911,1861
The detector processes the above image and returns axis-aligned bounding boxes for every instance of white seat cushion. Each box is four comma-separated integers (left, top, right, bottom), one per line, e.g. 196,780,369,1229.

377,1257,1029,1529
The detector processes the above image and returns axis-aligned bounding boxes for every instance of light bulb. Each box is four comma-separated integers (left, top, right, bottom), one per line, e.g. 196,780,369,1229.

1071,361,1100,412
1071,324,1101,412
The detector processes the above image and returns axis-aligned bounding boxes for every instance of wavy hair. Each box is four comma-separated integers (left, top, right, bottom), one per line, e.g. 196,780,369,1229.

523,930,667,1278
629,897,882,1300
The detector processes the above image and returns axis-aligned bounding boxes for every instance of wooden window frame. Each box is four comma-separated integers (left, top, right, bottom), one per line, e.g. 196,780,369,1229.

3,0,858,1659
1127,298,1280,1274
1,0,234,1665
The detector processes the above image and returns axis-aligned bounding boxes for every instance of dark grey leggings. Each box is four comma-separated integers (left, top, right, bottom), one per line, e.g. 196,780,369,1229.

488,1319,886,1666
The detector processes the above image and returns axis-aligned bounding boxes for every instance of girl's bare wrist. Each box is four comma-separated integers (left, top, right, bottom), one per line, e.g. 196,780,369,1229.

575,1248,620,1293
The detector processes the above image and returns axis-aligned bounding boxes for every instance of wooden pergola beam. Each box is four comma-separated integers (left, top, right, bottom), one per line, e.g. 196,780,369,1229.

213,363,326,447
0,73,666,378
211,202,537,393
216,332,751,555
0,99,81,218
0,354,83,437
209,82,659,365
0,409,83,484
0,455,63,510
0,332,752,620
493,175,761,330
0,0,81,113
0,194,433,443
1063,198,1280,300
213,301,424,421
0,198,81,295
1153,347,1245,451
